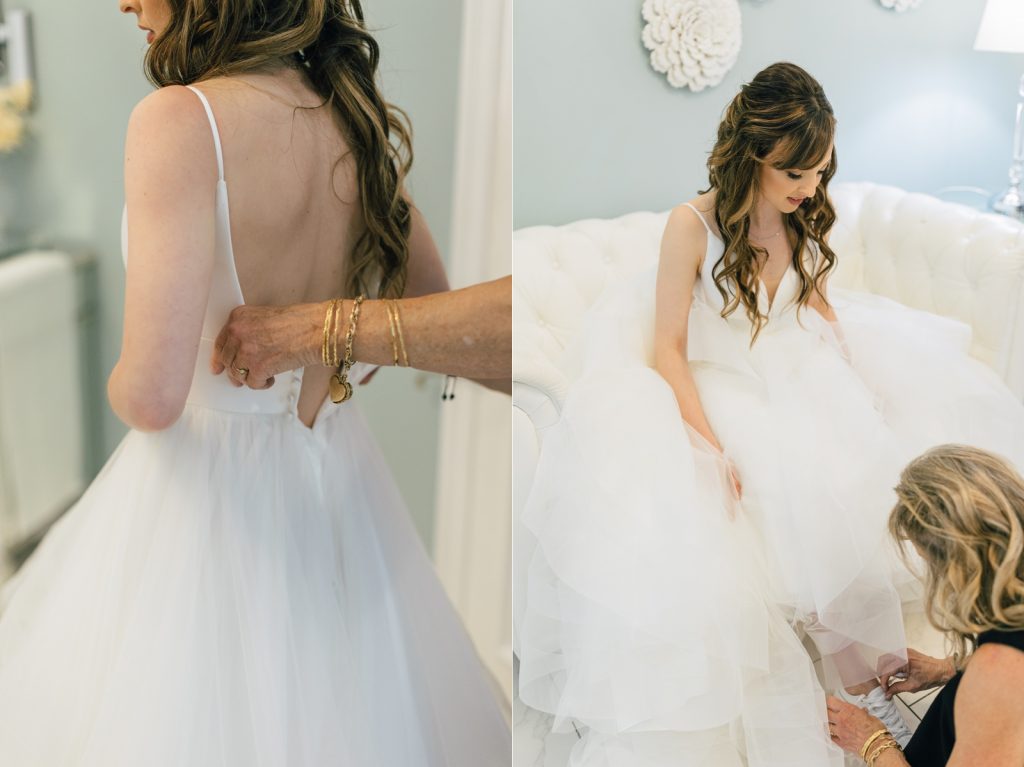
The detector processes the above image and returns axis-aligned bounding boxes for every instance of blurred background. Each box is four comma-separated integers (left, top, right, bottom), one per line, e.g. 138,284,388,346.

0,0,511,705
514,0,1024,228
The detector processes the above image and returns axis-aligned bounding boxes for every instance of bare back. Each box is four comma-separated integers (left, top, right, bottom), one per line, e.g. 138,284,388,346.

197,67,361,426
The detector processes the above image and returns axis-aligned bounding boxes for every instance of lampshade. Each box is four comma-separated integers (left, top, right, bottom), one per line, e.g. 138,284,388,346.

975,0,1024,54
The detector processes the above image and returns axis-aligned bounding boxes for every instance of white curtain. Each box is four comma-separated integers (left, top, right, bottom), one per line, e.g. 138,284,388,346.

433,0,513,708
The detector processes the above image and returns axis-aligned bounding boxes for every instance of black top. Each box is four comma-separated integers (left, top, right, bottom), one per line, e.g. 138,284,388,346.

903,628,1024,766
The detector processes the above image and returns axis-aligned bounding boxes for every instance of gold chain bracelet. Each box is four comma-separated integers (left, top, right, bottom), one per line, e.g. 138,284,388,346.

866,738,901,766
329,294,364,403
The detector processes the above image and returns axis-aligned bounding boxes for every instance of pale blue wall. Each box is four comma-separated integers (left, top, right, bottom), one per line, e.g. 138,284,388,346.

514,0,1024,228
0,0,463,547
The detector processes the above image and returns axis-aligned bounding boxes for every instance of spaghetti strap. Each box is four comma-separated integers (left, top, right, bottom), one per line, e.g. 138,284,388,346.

184,85,226,183
681,202,713,236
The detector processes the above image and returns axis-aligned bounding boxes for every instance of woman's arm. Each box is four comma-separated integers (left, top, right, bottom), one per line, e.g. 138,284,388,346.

212,277,512,384
826,696,910,766
947,643,1024,766
108,86,218,431
401,202,508,393
654,206,723,451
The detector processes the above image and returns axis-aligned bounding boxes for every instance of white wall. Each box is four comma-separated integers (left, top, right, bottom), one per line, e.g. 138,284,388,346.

514,0,1024,228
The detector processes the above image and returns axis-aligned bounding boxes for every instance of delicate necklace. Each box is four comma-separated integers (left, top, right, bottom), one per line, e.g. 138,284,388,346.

748,224,783,240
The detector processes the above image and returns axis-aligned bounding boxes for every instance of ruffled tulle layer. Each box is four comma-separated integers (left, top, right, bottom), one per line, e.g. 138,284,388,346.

0,404,510,766
518,265,1024,765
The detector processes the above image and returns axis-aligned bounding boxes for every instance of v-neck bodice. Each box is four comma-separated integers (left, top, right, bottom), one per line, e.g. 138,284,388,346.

681,203,808,322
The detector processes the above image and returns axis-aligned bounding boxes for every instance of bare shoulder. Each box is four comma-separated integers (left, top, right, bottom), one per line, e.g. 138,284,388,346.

660,202,708,282
129,85,209,131
126,86,218,172
952,642,1024,757
688,189,716,216
963,641,1024,688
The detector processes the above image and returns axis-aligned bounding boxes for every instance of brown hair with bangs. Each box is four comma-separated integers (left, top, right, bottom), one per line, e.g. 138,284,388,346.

145,0,412,300
890,444,1024,664
702,61,838,342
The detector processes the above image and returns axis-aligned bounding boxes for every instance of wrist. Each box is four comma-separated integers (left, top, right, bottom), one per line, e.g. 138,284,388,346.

309,300,336,368
865,735,903,766
942,656,958,683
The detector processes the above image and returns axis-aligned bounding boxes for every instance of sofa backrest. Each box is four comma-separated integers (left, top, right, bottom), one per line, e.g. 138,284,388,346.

513,182,1024,408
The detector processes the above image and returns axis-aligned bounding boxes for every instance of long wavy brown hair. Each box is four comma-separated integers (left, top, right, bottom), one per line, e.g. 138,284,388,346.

145,0,412,300
702,62,838,342
890,444,1024,664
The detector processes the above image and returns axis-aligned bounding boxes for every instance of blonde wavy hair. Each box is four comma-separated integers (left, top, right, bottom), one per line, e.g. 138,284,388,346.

890,444,1024,663
701,62,838,343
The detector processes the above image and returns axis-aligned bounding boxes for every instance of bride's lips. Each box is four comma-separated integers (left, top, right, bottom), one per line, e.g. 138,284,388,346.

787,196,805,205
147,30,155,44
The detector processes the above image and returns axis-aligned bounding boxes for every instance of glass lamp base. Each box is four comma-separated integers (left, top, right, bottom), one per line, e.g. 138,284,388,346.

990,186,1024,220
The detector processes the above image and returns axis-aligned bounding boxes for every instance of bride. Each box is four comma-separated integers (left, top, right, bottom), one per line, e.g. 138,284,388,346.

0,1,510,764
517,62,1024,766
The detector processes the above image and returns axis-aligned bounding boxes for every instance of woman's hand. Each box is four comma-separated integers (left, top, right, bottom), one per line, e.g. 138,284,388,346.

213,303,322,388
881,649,956,699
826,695,891,756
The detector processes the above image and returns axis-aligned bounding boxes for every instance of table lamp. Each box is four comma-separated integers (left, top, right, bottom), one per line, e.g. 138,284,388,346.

975,0,1024,219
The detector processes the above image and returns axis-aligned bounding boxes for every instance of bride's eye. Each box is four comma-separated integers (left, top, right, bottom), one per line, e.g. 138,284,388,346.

787,172,802,180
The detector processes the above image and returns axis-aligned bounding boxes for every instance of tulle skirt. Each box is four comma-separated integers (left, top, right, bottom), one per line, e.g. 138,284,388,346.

0,402,510,766
517,265,1024,766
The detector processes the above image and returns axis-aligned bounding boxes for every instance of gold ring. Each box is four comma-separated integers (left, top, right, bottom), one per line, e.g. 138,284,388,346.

234,367,249,378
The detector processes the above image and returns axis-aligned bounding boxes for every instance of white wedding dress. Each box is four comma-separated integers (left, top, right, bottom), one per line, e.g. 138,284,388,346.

0,86,511,766
516,203,1024,766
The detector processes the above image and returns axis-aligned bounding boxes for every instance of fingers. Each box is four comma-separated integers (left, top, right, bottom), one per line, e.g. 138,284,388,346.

882,679,914,699
244,371,275,390
211,306,281,391
227,363,248,388
217,337,241,381
212,322,231,374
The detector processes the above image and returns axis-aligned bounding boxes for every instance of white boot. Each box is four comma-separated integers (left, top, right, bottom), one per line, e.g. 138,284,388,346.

842,685,912,748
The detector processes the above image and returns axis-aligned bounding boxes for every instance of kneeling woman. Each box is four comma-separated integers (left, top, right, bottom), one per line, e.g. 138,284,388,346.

829,444,1024,766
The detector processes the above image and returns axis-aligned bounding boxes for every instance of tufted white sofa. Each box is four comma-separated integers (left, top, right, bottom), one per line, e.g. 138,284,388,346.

513,181,1024,659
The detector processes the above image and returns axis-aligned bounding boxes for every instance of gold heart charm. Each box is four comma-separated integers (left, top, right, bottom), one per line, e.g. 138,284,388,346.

329,375,353,404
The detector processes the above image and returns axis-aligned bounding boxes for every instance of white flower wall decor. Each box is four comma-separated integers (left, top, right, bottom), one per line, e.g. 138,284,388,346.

878,0,923,12
641,0,742,92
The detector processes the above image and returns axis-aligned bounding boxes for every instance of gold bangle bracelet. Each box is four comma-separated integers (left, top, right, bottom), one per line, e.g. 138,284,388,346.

859,728,890,760
388,298,410,367
330,298,343,367
322,298,340,367
384,301,400,367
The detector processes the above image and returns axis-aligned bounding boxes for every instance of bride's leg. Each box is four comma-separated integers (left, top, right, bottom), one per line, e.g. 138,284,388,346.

803,616,913,746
